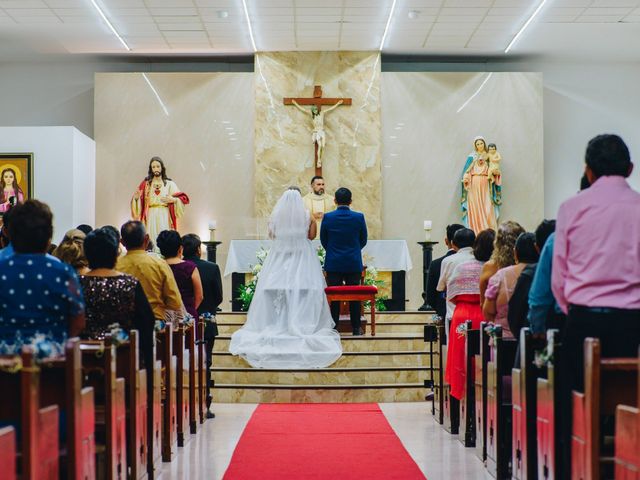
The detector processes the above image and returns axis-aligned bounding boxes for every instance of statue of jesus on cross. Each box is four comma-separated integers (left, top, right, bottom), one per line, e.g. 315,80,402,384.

284,85,352,176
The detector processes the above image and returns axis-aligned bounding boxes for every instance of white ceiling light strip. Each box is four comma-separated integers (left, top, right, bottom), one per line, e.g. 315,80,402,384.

241,0,257,52
88,0,130,51
457,72,493,113
142,73,169,116
379,0,398,51
504,0,549,54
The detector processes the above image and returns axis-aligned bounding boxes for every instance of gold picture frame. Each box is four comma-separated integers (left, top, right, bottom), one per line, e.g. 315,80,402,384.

0,153,34,217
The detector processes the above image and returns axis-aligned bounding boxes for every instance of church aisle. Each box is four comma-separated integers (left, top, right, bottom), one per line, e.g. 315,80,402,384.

222,403,425,479
160,402,492,479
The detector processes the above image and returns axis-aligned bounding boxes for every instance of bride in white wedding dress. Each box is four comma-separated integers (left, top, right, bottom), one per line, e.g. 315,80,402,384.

229,188,343,368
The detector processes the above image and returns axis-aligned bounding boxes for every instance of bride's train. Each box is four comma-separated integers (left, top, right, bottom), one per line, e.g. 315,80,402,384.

229,190,342,369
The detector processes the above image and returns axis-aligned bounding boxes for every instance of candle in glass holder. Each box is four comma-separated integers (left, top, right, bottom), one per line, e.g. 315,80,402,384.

208,220,217,241
424,220,432,241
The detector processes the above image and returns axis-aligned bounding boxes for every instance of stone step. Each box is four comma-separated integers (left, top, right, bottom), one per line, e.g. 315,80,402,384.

216,322,429,335
211,366,432,385
212,350,436,368
213,334,427,353
214,310,436,325
212,383,427,403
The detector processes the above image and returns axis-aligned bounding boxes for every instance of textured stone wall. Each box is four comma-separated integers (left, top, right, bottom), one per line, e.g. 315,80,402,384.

254,51,382,237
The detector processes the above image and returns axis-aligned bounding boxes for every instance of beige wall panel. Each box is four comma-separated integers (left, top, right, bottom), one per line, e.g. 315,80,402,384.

381,72,544,309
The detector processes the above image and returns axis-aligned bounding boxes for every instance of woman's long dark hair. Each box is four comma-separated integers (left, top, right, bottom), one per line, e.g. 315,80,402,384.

1,167,24,204
145,156,171,185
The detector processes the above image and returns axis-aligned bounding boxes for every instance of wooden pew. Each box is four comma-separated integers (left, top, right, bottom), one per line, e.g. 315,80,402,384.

156,326,177,462
443,337,460,435
475,322,491,461
460,320,479,447
172,326,190,447
112,331,148,480
196,318,206,426
614,349,640,479
39,338,96,480
147,336,162,478
0,426,16,480
0,349,59,480
535,329,561,480
486,326,517,479
511,328,545,480
571,338,638,480
185,325,198,435
80,341,127,479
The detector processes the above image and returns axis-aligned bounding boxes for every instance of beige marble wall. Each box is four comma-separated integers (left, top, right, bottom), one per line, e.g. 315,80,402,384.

381,72,544,309
254,52,382,237
94,73,255,286
94,70,542,312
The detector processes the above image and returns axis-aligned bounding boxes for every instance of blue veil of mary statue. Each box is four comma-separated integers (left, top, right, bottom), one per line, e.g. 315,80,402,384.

460,136,502,233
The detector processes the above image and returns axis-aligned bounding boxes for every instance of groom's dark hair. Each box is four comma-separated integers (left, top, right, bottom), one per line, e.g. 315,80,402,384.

334,187,352,205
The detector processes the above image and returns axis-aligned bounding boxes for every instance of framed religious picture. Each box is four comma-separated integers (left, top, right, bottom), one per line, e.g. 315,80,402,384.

0,153,33,217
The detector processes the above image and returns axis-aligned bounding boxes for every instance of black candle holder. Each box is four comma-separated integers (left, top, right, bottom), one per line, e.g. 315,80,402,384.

202,241,222,264
417,241,439,311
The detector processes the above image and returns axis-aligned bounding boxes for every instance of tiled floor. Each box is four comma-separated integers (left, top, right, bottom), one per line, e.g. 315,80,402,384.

160,402,492,479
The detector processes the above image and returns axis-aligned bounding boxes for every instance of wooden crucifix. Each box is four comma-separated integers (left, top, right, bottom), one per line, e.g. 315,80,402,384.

284,85,352,177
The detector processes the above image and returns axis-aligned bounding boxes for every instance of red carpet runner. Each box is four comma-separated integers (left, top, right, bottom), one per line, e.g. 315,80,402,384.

223,403,426,479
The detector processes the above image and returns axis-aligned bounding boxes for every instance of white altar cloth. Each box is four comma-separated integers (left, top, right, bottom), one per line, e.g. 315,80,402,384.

224,239,412,277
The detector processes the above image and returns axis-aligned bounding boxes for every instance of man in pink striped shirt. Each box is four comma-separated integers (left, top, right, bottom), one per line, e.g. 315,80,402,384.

552,133,640,477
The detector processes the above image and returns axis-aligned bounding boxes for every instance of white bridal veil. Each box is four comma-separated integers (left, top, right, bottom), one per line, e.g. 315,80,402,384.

229,189,342,369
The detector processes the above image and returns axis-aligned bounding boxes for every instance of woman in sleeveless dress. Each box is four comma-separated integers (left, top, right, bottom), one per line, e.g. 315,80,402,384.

229,188,342,368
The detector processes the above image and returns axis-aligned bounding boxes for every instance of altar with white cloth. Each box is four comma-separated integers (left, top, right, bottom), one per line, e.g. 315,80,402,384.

225,239,413,311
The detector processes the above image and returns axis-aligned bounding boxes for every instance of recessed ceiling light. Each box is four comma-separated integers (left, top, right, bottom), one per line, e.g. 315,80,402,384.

88,0,130,51
379,0,398,51
408,10,419,20
505,0,549,53
217,10,229,19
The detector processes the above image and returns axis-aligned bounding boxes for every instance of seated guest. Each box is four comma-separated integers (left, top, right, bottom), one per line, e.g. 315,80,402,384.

117,221,183,321
426,223,465,324
157,230,203,321
552,134,640,478
101,225,123,256
436,227,476,333
0,200,85,355
483,232,539,338
443,228,492,400
0,206,14,259
508,219,556,340
182,234,223,316
53,229,90,275
529,175,590,336
182,233,223,419
76,224,93,235
79,227,155,365
479,221,525,304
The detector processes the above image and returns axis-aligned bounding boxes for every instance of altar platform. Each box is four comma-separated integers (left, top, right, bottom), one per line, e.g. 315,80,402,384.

224,239,413,311
211,310,437,403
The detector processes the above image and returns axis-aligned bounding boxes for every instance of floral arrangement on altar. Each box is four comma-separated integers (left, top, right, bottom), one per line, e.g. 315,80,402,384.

236,246,388,312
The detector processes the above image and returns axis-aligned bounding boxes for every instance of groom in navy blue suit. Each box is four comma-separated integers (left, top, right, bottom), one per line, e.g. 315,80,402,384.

320,187,368,335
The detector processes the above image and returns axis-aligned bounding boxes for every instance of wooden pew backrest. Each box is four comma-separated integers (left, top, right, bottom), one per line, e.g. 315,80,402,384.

39,338,96,480
0,426,17,480
474,322,490,462
572,338,638,480
535,329,561,480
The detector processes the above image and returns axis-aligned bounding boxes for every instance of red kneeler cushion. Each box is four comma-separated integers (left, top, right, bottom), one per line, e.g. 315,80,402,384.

324,285,378,295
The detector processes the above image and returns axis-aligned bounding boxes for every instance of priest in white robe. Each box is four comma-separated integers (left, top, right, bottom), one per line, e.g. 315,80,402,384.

302,175,334,239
